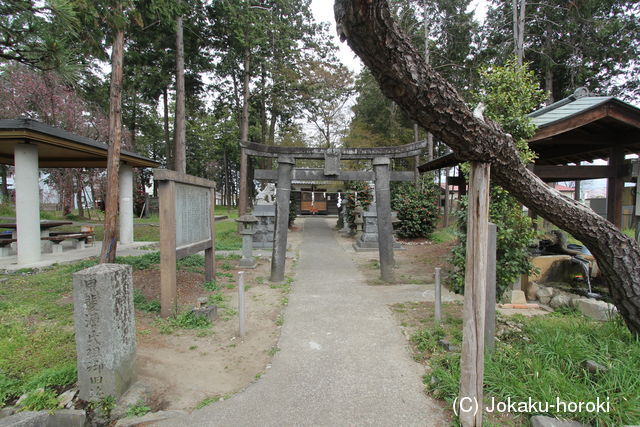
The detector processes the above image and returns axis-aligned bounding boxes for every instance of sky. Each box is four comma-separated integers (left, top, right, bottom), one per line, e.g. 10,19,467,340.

309,0,489,73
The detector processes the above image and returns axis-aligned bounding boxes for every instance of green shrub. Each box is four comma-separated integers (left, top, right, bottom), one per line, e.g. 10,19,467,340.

126,402,151,417
391,183,439,238
447,59,542,297
345,182,373,229
448,187,536,297
289,193,297,226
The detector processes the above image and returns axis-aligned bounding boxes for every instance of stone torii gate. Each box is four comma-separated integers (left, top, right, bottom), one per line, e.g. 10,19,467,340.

240,141,427,282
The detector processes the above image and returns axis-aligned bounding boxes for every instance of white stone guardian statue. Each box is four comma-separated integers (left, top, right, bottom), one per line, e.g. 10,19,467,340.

256,183,276,205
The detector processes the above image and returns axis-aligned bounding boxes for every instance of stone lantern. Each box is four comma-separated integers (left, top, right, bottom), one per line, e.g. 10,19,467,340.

235,214,259,268
353,203,364,239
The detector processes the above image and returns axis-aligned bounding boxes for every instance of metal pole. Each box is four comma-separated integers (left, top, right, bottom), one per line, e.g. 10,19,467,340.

238,271,246,338
435,267,442,323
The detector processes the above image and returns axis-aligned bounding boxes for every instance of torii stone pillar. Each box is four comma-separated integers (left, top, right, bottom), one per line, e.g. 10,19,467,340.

373,157,395,282
119,163,134,245
15,143,41,265
270,156,294,282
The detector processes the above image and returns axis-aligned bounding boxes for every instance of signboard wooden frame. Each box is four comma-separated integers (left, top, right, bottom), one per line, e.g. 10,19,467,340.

154,169,216,317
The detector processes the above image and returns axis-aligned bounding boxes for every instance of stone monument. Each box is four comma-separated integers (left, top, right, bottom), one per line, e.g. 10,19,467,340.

72,264,136,401
252,183,276,249
353,201,403,252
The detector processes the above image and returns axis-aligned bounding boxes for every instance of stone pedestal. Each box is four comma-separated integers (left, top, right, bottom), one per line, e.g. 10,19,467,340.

252,204,276,249
353,204,403,252
72,264,136,401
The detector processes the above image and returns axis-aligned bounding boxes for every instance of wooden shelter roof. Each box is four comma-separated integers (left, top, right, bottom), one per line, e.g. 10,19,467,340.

0,119,159,168
527,89,640,165
419,88,640,173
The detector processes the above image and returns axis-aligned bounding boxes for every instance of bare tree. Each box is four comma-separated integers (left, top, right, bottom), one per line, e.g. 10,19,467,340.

513,0,526,65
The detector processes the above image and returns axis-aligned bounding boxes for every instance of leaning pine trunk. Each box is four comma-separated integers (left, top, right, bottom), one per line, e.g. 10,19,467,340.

334,0,640,336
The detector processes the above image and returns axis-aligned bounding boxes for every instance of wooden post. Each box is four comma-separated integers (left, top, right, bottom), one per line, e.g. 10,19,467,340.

607,147,624,228
205,186,216,283
485,222,497,355
444,168,450,227
158,180,177,318
458,162,490,426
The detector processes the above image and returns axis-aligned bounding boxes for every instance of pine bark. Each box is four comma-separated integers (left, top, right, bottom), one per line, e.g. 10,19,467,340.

334,0,640,336
100,26,125,264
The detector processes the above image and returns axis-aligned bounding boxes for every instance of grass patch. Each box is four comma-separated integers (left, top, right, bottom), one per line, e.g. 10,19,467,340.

133,290,161,313
215,220,242,250
154,310,212,335
430,226,457,244
134,213,159,224
0,262,84,405
19,388,59,411
416,306,640,425
214,206,238,220
0,203,15,217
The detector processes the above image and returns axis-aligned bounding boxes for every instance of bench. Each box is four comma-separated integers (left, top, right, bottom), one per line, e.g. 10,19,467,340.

41,232,95,253
0,238,16,257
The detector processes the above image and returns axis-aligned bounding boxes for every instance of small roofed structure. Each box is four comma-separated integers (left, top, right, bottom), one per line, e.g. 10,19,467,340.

0,118,160,265
419,88,640,228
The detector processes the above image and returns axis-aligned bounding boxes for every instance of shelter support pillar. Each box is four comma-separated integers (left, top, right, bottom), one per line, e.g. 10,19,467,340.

607,147,624,228
373,157,394,282
15,143,41,265
119,163,134,244
270,156,294,282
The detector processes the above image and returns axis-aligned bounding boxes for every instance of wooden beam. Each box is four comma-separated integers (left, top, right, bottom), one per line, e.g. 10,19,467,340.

533,165,630,181
607,147,625,228
175,239,212,260
153,168,216,188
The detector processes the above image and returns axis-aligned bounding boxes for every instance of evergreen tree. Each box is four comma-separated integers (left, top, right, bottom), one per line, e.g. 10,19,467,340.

482,0,640,102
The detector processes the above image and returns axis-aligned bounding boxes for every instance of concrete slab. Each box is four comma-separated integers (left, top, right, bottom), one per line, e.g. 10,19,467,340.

0,241,157,272
158,217,448,426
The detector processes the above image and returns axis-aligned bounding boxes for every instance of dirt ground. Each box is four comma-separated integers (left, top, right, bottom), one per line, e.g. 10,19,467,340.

334,225,457,286
130,225,303,412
